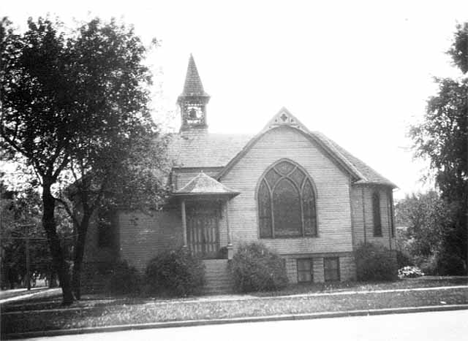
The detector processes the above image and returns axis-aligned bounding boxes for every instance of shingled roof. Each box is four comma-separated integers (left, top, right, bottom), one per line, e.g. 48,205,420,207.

168,130,253,168
168,128,395,188
174,172,239,197
178,54,209,99
168,104,396,189
312,132,397,188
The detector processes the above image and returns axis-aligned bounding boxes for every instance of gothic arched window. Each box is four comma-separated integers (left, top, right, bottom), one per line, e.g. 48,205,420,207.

257,160,317,238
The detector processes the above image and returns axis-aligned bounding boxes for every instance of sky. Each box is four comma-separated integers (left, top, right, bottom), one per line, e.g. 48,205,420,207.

3,0,468,199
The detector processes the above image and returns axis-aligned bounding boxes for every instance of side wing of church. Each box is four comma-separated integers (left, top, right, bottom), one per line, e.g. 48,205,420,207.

83,55,397,291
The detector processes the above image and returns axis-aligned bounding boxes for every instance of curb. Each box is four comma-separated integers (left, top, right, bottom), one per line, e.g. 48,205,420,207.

3,304,468,340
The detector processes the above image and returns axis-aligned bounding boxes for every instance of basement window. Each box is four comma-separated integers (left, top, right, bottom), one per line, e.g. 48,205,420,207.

324,257,340,282
297,259,314,283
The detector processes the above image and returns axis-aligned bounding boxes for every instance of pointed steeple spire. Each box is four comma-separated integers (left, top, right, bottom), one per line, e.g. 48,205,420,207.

178,55,210,132
179,54,209,98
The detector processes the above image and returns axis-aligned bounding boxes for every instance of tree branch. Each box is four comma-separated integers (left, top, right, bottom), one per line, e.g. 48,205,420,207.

54,197,81,229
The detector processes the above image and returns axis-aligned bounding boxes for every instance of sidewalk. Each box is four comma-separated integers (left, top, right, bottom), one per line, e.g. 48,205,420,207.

0,287,61,304
2,283,468,306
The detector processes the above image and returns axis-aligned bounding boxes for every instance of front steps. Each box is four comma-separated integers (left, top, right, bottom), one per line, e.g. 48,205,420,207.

203,259,233,294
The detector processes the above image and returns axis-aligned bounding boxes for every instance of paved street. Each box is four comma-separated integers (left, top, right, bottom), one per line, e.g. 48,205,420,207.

26,309,468,341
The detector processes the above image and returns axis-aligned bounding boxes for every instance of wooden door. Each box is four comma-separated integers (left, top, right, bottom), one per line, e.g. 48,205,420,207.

187,203,220,259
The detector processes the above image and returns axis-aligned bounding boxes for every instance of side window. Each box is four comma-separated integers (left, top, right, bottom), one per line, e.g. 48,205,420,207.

388,191,395,238
372,191,382,237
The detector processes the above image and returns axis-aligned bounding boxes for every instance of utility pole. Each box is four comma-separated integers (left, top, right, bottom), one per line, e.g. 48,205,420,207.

25,228,31,290
20,224,34,291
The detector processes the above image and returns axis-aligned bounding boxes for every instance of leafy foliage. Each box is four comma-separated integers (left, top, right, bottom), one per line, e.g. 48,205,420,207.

396,250,414,269
230,242,288,293
0,179,72,288
434,252,466,276
145,248,205,297
108,261,141,295
410,78,468,200
395,192,466,275
1,16,168,302
449,23,468,73
355,243,398,282
395,192,450,261
1,183,45,288
409,23,468,275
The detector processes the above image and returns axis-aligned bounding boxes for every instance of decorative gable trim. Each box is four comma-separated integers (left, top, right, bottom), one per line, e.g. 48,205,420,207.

262,107,308,133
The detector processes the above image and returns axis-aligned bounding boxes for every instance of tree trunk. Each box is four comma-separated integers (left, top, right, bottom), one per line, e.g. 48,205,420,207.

72,215,91,300
42,181,74,305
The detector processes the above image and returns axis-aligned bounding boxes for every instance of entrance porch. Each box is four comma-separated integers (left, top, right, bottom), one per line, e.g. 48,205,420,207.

173,172,240,260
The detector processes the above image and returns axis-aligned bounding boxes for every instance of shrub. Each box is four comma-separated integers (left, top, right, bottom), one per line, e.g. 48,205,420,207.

145,247,205,297
398,266,424,279
396,250,414,269
108,260,141,295
418,255,438,275
355,243,398,282
230,242,288,293
435,253,466,276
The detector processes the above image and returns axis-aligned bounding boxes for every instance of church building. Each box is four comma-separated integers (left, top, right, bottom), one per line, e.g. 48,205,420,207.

83,55,397,292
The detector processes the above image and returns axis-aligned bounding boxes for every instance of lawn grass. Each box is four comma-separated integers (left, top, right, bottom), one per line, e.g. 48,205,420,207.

1,277,467,336
252,276,468,297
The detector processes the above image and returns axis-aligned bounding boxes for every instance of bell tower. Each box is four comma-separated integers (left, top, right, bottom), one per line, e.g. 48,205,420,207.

177,55,210,131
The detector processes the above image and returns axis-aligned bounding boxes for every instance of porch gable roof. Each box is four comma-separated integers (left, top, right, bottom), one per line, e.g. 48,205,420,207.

173,172,240,198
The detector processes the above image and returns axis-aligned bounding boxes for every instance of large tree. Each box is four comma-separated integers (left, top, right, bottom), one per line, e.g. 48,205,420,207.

409,23,468,274
1,17,167,304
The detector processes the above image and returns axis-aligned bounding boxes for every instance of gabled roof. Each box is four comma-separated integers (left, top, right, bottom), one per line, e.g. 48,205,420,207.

174,172,239,198
168,107,396,189
215,108,397,188
313,132,397,187
178,54,209,99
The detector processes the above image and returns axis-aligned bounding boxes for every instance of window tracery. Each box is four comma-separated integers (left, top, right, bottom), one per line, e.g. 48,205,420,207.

258,160,317,238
